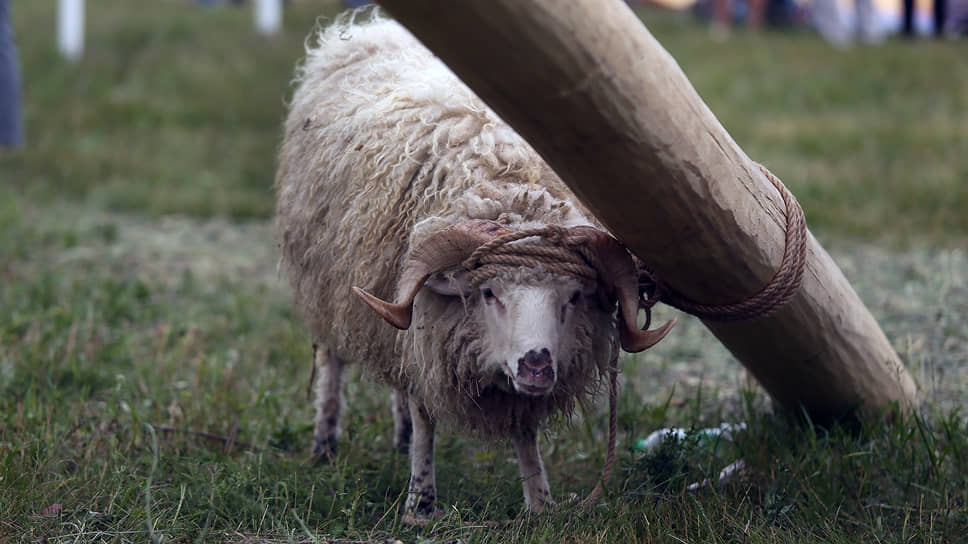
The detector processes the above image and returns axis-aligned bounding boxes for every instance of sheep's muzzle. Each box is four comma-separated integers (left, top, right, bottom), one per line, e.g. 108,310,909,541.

515,348,555,395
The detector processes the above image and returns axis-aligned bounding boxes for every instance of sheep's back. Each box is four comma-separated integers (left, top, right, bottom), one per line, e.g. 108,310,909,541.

275,15,596,380
274,18,488,369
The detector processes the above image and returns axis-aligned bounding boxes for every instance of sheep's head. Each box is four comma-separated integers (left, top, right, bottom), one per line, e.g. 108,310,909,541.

353,220,676,396
469,271,595,395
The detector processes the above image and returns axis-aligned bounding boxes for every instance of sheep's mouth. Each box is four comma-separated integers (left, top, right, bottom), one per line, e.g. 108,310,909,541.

517,382,553,396
503,363,555,397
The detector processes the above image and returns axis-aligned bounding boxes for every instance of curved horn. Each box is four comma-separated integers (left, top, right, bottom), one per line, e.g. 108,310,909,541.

354,220,511,329
570,226,676,353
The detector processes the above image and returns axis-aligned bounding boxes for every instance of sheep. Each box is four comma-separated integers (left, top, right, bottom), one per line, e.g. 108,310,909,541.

274,13,675,522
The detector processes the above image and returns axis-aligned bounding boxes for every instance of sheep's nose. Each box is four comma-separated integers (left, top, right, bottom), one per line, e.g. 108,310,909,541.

518,348,553,380
523,348,551,367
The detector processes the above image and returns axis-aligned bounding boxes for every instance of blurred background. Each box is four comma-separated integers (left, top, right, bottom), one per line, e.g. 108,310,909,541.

1,0,965,242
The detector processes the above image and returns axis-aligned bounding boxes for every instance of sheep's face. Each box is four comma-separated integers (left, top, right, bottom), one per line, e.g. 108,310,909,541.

474,274,595,397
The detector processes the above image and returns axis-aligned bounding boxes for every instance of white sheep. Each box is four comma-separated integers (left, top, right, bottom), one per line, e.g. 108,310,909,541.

274,13,675,522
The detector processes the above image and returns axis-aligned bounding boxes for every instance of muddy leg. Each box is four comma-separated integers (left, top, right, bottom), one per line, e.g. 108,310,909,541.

403,400,437,523
312,344,345,457
513,426,554,512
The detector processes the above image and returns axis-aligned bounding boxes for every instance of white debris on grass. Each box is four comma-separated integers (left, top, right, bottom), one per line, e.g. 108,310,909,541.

635,422,749,490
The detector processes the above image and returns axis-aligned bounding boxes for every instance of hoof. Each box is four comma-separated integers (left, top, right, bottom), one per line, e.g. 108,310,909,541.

311,436,337,461
402,513,430,526
402,508,444,526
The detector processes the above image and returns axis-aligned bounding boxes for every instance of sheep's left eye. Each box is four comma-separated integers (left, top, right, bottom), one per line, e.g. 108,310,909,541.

568,290,581,305
482,288,505,310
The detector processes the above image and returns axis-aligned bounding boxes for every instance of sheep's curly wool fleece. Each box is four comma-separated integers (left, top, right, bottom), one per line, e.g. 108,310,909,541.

275,13,618,438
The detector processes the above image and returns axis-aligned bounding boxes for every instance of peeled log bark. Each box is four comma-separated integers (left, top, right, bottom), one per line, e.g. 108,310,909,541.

377,0,918,422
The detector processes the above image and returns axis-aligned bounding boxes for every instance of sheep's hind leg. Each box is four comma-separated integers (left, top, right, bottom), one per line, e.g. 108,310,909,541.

391,388,412,454
403,400,438,524
513,427,554,512
312,344,345,458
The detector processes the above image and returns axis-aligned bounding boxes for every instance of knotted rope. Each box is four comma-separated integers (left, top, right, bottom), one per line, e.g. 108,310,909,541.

639,163,807,322
461,225,600,287
580,348,619,508
458,165,806,325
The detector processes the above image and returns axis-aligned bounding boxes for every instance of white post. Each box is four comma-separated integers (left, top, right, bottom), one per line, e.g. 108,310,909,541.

254,0,282,36
57,0,84,61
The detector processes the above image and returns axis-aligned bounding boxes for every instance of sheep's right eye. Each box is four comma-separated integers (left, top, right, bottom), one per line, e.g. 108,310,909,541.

481,287,504,310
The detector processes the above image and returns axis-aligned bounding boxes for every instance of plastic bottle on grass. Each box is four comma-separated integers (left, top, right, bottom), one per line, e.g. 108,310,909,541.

633,422,746,454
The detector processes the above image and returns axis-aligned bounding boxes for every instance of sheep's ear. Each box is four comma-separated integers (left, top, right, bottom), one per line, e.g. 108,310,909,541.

424,270,471,297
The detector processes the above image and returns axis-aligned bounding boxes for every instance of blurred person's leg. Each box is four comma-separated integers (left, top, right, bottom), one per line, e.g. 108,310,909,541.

933,0,947,35
712,0,731,37
813,0,852,45
748,0,767,27
902,0,915,35
856,0,885,43
0,0,23,148
944,0,968,35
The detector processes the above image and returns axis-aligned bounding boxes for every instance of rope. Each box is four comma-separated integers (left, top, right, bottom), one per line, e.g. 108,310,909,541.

639,163,807,322
581,351,619,507
462,226,599,287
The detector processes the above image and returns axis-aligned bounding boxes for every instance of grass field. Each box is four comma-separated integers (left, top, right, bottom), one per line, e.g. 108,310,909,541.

1,1,966,542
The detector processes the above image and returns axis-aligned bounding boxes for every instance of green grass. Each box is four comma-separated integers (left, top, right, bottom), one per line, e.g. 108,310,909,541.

1,2,966,542
4,0,341,218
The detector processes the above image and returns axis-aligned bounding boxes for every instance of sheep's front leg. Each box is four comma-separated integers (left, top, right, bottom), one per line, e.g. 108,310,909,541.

513,427,554,512
403,400,437,523
391,388,412,454
311,344,345,458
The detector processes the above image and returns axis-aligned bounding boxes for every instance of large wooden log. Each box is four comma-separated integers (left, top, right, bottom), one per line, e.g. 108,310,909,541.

376,0,918,421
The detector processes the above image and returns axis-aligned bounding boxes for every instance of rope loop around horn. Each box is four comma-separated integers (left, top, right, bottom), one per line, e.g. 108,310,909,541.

636,162,807,323
462,226,601,288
